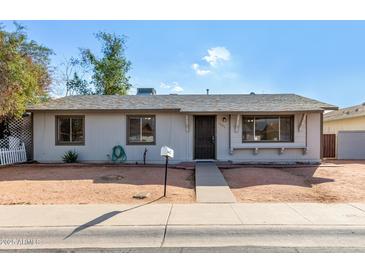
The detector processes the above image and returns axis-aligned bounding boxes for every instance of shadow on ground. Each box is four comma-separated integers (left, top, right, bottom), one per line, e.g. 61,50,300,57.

64,196,164,239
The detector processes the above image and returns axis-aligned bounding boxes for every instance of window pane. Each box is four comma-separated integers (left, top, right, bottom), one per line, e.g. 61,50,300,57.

129,118,141,142
242,116,254,141
141,117,154,143
280,117,293,142
255,117,279,141
58,118,70,142
71,118,84,142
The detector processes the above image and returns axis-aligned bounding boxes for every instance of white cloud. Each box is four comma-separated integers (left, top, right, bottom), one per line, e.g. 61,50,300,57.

191,63,211,76
191,47,231,76
171,82,184,93
202,47,231,66
160,82,184,93
160,82,171,89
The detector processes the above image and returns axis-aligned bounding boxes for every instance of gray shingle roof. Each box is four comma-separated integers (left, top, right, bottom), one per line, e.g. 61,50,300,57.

324,103,365,122
27,94,337,113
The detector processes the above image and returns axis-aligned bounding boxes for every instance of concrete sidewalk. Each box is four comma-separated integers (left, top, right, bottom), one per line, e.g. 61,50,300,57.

2,203,365,250
2,203,365,227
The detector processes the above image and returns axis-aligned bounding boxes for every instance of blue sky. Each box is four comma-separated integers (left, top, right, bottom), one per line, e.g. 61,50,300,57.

1,20,365,108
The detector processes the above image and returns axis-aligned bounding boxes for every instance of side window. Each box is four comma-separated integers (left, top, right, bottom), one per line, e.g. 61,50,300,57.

56,116,85,145
127,115,155,145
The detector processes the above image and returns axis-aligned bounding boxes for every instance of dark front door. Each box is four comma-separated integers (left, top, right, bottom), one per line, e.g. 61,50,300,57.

194,116,216,159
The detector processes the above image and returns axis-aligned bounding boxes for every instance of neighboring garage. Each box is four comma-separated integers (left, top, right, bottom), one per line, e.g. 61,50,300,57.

337,131,365,159
324,103,365,160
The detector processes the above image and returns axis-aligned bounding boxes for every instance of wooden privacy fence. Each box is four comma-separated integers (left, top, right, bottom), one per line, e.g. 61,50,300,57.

0,143,27,166
323,134,336,158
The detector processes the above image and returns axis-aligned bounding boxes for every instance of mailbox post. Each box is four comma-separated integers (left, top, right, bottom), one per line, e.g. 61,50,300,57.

163,156,168,197
160,146,174,197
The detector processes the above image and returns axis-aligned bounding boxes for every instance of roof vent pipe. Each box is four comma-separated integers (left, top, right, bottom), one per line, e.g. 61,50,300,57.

206,89,209,95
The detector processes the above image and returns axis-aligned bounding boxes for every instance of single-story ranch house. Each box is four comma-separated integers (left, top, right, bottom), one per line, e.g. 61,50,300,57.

27,90,337,164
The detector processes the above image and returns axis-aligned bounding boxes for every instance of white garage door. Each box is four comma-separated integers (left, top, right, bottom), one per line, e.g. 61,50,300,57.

338,131,365,159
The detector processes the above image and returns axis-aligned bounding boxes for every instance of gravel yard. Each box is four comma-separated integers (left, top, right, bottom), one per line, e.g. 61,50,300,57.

1,160,365,205
222,161,365,203
0,165,194,205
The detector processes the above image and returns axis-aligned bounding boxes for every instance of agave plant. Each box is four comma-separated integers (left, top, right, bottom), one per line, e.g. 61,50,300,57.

62,150,78,163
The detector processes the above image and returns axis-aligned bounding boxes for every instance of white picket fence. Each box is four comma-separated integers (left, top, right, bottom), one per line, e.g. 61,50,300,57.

0,143,27,166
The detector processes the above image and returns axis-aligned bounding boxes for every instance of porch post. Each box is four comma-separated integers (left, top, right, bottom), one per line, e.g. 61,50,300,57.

185,115,189,133
235,115,240,133
229,114,233,155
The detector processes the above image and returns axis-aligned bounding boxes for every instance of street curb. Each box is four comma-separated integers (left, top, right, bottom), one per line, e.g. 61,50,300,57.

2,225,365,251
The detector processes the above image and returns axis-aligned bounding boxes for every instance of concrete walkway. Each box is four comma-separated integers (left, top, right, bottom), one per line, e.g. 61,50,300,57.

195,162,236,203
2,203,365,250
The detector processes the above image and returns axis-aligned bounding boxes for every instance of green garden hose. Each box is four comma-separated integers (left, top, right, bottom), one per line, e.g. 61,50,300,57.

111,145,127,162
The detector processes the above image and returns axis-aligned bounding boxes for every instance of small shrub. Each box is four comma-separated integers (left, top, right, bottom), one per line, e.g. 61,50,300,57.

62,150,78,163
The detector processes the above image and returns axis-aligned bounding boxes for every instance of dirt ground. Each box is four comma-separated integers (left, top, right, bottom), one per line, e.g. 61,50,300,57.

0,165,194,205
2,161,365,205
222,160,365,203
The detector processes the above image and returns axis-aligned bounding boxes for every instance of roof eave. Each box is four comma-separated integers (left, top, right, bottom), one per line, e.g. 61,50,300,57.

170,109,329,113
28,108,334,113
26,108,182,113
321,106,339,111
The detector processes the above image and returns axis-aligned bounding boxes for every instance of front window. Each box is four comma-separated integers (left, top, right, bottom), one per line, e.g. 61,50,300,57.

242,116,294,142
56,116,85,145
127,115,155,145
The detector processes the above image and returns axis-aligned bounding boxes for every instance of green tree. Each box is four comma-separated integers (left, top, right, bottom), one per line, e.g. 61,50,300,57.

0,23,53,120
79,32,132,95
66,72,91,95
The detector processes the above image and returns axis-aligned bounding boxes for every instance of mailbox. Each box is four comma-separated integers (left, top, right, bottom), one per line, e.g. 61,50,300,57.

161,146,174,197
160,146,174,158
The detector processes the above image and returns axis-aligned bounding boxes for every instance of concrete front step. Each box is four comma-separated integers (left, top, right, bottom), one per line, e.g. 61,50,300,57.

195,162,236,203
